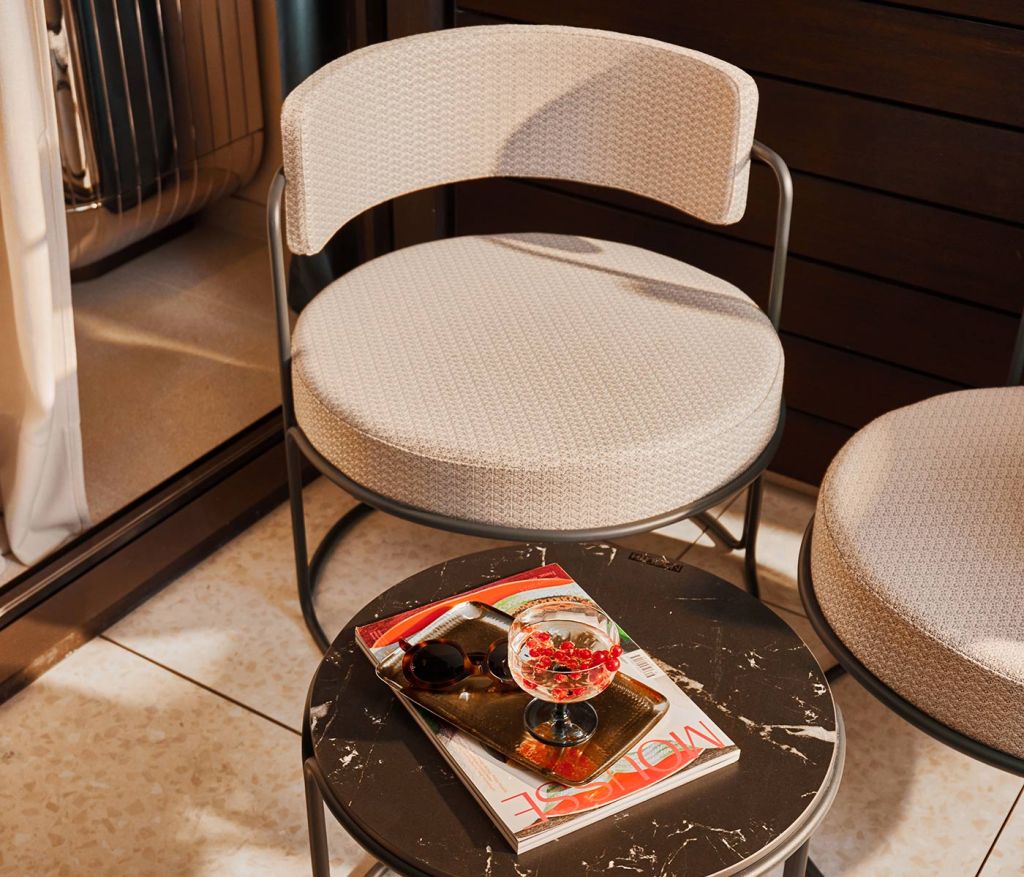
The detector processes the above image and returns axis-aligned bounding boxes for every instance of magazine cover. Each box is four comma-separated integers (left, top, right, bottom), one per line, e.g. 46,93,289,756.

355,563,739,852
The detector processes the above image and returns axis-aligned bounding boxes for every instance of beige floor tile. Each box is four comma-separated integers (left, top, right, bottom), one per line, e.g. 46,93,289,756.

671,489,745,553
980,790,1024,876
652,517,707,555
810,677,1023,877
0,638,365,877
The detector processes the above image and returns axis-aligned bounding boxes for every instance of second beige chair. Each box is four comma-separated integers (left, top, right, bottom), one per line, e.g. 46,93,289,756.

268,24,794,650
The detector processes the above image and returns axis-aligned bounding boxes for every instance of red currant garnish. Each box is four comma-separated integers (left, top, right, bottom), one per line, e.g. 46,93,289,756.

605,657,620,672
609,645,623,658
554,674,567,683
536,631,551,641
537,656,552,669
576,648,592,661
593,650,609,664
521,679,537,690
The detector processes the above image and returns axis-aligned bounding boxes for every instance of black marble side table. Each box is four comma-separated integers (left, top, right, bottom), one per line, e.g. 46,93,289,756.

303,543,845,877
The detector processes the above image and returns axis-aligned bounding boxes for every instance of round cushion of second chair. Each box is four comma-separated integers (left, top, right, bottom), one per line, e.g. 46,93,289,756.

291,232,783,533
811,386,1024,760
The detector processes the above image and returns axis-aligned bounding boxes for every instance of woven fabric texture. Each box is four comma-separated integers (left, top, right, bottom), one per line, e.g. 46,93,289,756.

812,386,1024,758
292,233,783,531
281,24,758,255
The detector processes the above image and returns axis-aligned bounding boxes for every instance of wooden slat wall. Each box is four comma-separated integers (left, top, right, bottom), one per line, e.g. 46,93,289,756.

449,1,1024,484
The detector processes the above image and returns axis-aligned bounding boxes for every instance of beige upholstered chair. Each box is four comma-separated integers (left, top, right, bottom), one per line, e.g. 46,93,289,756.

268,25,794,650
800,323,1024,774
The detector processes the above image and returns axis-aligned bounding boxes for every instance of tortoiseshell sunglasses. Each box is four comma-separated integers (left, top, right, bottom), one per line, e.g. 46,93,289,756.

397,637,515,690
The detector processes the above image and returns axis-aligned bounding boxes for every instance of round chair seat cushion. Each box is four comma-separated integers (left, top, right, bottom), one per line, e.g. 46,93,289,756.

811,386,1024,759
291,232,784,532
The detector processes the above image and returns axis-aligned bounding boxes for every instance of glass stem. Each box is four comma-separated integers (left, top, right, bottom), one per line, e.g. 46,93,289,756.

553,702,570,727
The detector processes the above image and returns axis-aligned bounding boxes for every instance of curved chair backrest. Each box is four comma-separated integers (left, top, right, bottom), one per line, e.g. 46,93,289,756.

281,24,758,256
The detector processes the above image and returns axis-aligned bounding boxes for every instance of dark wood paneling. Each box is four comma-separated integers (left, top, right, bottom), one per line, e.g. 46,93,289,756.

546,172,1024,313
754,78,1024,224
462,0,1024,126
771,412,854,485
456,179,1019,388
729,170,1022,312
885,1,1024,27
781,336,959,428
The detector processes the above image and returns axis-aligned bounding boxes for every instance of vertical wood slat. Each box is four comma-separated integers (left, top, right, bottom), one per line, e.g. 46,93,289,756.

386,0,451,248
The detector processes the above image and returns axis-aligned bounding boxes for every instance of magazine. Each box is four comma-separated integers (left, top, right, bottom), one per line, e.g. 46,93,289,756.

355,563,739,852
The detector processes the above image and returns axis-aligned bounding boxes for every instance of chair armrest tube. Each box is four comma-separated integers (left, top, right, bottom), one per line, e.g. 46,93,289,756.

751,141,793,330
267,168,297,425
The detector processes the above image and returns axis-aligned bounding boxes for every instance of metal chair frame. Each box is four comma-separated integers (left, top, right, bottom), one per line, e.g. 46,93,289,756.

269,140,794,652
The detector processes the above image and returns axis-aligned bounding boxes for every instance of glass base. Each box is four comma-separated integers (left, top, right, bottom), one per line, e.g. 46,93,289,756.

524,699,598,747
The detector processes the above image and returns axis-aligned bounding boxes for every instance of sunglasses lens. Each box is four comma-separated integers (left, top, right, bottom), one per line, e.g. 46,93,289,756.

487,641,513,681
409,642,466,684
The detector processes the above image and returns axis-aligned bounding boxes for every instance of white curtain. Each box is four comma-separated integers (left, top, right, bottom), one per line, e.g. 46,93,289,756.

0,1,89,571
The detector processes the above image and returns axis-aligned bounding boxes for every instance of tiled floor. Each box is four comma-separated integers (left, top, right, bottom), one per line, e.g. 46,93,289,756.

73,198,280,524
1,477,1021,876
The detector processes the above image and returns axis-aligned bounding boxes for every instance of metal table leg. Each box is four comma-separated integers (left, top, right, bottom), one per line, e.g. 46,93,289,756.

783,840,810,876
305,757,332,877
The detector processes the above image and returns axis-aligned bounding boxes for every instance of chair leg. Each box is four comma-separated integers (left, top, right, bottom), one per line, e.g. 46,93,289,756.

690,477,764,600
285,432,323,651
740,475,764,600
285,431,377,652
304,758,332,877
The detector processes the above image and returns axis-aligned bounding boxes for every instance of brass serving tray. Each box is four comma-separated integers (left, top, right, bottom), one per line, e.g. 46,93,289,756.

376,601,668,785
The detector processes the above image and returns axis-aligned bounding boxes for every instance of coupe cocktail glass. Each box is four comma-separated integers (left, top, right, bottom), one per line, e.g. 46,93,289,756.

508,598,622,747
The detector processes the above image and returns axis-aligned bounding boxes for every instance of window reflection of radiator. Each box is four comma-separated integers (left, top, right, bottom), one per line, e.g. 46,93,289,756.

46,0,263,270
